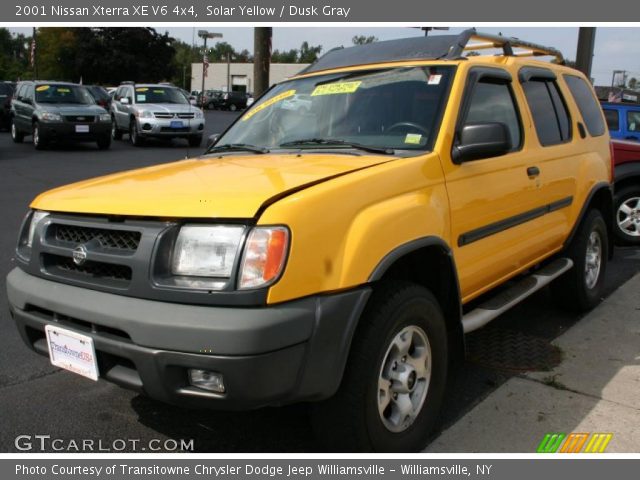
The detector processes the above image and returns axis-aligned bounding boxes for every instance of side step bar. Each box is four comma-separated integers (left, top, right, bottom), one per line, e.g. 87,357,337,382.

462,258,573,334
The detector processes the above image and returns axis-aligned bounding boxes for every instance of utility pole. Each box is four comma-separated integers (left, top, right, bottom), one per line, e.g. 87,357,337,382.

227,52,231,93
198,30,222,107
253,27,272,97
575,27,596,79
31,27,38,79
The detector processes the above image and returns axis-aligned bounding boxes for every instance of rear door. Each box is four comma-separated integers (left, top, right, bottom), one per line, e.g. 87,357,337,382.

624,107,640,141
602,106,622,139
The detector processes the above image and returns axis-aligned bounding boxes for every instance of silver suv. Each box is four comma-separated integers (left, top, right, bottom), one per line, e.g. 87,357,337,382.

110,82,205,147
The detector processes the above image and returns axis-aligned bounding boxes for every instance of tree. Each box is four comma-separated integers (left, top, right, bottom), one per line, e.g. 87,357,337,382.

271,48,298,63
629,77,638,90
0,28,30,80
352,35,377,45
298,41,322,63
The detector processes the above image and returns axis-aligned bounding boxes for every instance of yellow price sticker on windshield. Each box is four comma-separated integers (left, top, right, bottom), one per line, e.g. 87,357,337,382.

311,81,362,96
136,87,148,92
242,89,296,121
36,85,50,92
153,90,165,94
404,133,422,144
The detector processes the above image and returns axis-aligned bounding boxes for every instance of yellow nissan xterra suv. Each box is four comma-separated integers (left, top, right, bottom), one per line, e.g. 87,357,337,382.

7,30,613,452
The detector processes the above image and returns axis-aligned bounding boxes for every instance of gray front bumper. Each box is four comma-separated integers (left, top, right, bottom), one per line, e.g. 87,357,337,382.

136,118,204,137
7,268,370,409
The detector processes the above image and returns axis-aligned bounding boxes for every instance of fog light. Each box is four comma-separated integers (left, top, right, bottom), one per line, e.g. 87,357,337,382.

142,123,152,130
188,369,225,393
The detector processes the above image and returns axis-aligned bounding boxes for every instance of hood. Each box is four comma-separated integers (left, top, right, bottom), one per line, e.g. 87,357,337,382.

31,153,395,218
38,104,107,115
134,103,199,114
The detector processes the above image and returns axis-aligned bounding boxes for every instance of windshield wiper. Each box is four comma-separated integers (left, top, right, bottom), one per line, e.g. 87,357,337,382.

205,143,270,155
279,138,394,155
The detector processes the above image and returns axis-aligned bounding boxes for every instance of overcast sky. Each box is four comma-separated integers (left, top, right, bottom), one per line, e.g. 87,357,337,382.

8,27,640,85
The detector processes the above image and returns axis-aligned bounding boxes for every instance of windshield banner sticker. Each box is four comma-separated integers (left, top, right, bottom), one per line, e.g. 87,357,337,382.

242,89,296,121
35,85,50,92
404,133,423,144
311,81,362,96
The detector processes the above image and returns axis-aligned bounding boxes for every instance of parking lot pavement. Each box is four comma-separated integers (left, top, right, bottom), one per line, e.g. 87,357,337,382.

426,270,640,453
1,111,640,452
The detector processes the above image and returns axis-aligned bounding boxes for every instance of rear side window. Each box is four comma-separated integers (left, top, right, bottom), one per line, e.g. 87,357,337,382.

563,75,605,137
0,83,12,96
465,80,522,150
628,110,640,133
603,109,619,131
522,79,571,146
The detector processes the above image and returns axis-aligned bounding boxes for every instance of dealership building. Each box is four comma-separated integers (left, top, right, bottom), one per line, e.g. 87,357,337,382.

191,62,309,94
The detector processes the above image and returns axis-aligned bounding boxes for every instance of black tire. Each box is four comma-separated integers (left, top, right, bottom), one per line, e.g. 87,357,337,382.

311,282,449,452
32,122,47,150
613,186,640,246
206,102,215,110
229,103,237,112
10,117,24,143
129,119,144,147
111,117,122,140
553,209,608,312
97,135,111,150
188,135,203,148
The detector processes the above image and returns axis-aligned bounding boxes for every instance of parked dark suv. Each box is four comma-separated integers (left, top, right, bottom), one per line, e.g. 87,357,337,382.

10,81,111,150
0,81,15,130
219,91,247,111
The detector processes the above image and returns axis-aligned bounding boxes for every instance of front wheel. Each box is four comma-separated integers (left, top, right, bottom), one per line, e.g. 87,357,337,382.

613,186,640,245
553,209,608,312
33,122,47,150
111,117,123,140
311,282,448,452
229,104,237,112
129,120,144,147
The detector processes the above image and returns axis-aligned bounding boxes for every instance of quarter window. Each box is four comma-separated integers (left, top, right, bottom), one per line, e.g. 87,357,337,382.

464,80,522,151
522,79,571,146
563,75,605,137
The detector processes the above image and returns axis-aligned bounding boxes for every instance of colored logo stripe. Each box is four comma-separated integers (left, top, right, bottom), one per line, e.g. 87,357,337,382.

560,433,589,453
537,433,566,453
584,433,613,453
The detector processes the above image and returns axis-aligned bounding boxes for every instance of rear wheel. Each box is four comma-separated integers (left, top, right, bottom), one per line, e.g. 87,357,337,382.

613,186,640,246
229,103,237,112
10,118,23,143
33,122,47,150
311,282,448,452
553,209,608,312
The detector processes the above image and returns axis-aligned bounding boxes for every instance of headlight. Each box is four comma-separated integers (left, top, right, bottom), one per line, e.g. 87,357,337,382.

194,110,203,118
138,110,153,118
171,225,245,278
239,227,289,289
99,113,111,122
40,112,62,122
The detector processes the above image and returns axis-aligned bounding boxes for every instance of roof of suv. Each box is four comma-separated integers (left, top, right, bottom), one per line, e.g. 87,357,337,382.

298,29,564,76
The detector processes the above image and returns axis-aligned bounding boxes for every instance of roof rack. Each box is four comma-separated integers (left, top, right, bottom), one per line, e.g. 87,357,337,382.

451,30,564,64
299,29,564,75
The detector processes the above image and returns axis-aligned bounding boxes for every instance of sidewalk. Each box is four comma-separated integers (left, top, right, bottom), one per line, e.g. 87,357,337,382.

425,273,640,453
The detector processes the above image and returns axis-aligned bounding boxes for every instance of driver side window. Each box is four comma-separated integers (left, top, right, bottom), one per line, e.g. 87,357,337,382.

465,80,522,151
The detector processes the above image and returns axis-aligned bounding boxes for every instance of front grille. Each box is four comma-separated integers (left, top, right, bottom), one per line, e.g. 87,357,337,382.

44,254,132,283
52,224,141,252
64,115,96,122
153,112,173,119
177,113,195,119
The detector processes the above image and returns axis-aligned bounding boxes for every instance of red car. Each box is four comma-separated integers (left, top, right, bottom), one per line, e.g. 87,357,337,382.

612,139,640,245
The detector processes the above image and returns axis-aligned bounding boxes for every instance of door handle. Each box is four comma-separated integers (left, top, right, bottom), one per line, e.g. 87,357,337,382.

527,166,540,178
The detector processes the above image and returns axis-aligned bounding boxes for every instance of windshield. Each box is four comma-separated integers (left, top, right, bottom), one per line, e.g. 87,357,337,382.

35,84,95,105
216,66,454,152
134,86,189,105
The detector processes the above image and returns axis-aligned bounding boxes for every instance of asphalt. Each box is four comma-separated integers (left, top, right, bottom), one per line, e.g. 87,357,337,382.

426,266,640,453
0,110,639,452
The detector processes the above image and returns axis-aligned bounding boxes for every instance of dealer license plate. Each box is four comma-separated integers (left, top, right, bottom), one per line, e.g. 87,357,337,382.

75,125,90,133
45,325,99,381
170,120,184,129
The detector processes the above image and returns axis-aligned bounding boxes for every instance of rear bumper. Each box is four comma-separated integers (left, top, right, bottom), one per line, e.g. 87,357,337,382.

7,268,370,409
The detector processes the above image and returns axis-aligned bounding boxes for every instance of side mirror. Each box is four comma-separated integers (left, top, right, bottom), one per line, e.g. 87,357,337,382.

452,122,512,163
206,134,220,150
120,97,130,105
